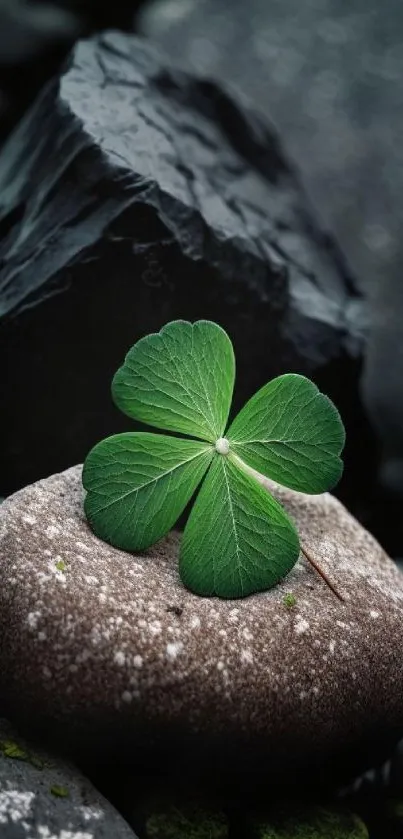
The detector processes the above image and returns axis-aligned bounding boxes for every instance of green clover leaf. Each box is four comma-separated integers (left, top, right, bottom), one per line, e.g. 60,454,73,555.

84,433,213,551
179,455,299,598
82,320,345,599
227,374,345,493
111,320,235,442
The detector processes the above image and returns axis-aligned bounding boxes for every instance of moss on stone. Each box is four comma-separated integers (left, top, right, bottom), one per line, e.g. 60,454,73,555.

282,592,297,608
146,805,228,839
55,559,67,572
0,739,28,760
253,806,368,839
50,785,69,798
0,737,48,769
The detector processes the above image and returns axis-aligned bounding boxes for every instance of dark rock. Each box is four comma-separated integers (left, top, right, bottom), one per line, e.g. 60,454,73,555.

362,278,403,493
143,0,403,301
0,716,138,838
0,1,148,142
1,465,402,795
0,32,366,498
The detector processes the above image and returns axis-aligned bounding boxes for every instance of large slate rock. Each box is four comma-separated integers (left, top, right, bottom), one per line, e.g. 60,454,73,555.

0,716,137,838
143,0,403,300
0,32,365,498
0,465,402,796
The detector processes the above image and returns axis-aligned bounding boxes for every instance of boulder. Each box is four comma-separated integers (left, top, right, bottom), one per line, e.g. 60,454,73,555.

0,32,365,498
0,465,402,796
0,716,137,838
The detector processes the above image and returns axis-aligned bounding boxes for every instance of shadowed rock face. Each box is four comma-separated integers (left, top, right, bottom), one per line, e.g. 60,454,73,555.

0,33,366,498
0,465,402,795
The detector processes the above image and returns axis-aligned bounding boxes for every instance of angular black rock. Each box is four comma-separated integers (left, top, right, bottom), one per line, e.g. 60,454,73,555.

0,32,366,497
0,1,149,143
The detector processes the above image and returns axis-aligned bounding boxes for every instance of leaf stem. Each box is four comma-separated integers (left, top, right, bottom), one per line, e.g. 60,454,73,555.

300,543,344,602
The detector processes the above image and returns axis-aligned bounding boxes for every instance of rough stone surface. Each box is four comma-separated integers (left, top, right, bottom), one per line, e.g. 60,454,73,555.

1,466,403,793
0,31,366,498
0,717,137,838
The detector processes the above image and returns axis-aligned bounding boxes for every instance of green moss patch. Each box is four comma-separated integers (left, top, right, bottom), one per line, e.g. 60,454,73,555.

252,806,368,839
0,737,48,769
146,804,228,839
282,592,297,608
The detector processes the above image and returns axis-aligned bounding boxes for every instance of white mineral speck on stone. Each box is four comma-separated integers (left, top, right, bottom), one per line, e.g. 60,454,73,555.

45,525,60,538
22,514,36,525
0,790,35,824
114,651,126,666
122,691,132,703
26,611,41,630
217,661,225,671
329,640,336,654
149,620,162,636
166,641,184,661
76,541,91,552
370,610,380,619
240,648,253,664
295,618,310,635
190,615,201,630
133,655,143,669
37,631,47,642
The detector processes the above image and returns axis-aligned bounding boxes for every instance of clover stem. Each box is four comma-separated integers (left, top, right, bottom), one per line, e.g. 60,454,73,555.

300,543,344,602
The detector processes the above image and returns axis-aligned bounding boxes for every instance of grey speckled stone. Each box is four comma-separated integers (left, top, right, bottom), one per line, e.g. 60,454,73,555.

1,466,403,791
0,717,137,838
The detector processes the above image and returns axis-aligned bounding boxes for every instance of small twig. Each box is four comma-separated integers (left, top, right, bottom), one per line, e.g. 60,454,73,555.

301,543,345,602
